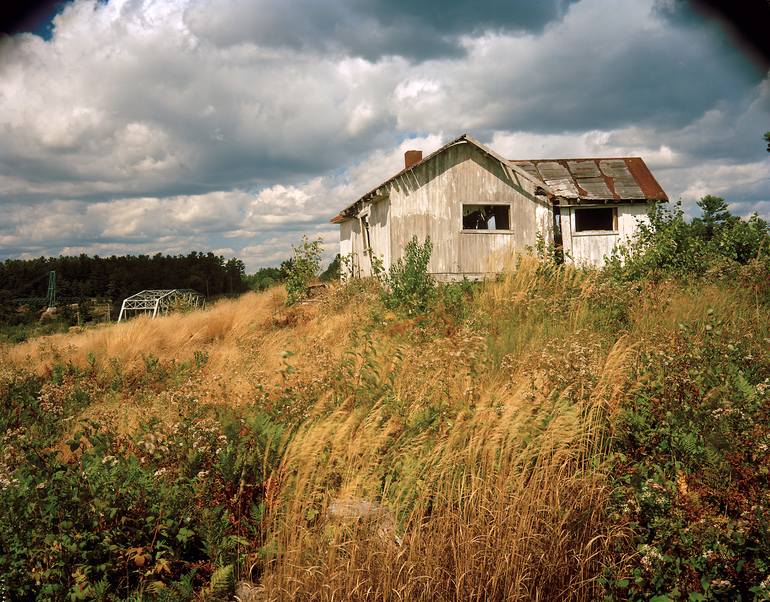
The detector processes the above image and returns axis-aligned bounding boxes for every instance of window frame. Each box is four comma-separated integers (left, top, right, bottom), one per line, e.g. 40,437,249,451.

461,203,513,232
572,206,618,235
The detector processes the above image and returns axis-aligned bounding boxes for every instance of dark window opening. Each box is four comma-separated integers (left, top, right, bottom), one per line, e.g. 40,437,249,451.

361,216,372,254
574,207,616,232
553,207,564,263
462,204,510,230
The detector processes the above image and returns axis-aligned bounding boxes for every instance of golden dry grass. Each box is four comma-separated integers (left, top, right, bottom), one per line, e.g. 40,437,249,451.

1,258,655,599
3,252,768,600
9,286,365,388
3,285,376,437
8,289,280,371
252,260,637,601
4,256,640,599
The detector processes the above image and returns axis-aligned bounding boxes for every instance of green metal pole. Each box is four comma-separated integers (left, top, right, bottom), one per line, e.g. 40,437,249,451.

47,270,56,308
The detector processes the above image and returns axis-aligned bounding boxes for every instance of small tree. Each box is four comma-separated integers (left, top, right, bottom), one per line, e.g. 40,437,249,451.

284,236,323,305
382,236,435,314
691,195,737,240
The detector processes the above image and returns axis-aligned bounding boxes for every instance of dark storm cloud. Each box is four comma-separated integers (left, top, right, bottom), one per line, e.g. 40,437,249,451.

184,0,579,60
388,0,766,142
656,0,770,71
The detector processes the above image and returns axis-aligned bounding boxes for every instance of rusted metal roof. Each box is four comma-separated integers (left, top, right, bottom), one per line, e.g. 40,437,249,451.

511,157,667,203
331,139,669,223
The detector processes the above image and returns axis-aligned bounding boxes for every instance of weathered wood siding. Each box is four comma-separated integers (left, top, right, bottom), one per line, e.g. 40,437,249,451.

369,198,391,271
339,220,354,277
388,142,551,279
338,198,390,277
560,204,650,267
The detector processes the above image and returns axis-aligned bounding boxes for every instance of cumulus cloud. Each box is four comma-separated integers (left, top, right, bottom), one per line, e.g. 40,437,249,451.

0,0,767,269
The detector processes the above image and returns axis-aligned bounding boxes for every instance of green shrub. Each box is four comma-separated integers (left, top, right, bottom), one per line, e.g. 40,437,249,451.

0,367,286,601
382,236,435,315
438,278,475,322
606,202,705,280
284,236,323,305
245,267,283,292
606,319,770,599
606,197,770,282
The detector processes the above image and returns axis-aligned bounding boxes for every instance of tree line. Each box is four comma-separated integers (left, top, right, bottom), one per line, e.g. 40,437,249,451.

0,252,247,311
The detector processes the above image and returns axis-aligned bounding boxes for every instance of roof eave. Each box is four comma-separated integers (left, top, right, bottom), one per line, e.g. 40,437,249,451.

554,195,667,207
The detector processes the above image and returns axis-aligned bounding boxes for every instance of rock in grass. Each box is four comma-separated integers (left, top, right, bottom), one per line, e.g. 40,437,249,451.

327,497,403,547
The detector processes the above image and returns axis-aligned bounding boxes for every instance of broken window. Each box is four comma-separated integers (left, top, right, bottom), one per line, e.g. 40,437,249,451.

462,204,511,230
574,207,616,232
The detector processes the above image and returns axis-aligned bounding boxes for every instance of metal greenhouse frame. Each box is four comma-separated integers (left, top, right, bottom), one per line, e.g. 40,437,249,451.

117,289,205,322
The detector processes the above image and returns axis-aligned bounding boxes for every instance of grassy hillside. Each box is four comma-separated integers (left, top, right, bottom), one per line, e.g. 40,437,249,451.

2,244,769,600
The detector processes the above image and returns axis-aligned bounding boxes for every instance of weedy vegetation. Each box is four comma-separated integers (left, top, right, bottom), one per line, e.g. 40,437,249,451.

1,197,769,601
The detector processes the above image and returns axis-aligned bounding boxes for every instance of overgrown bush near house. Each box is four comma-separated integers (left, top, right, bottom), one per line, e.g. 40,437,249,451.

607,197,770,282
381,236,435,314
284,235,323,305
606,202,706,280
437,278,476,322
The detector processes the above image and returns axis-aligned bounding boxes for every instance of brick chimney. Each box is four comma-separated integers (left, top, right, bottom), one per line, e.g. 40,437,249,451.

404,150,422,170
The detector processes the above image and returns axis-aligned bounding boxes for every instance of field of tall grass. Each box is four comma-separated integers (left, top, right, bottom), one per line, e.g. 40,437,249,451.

2,251,769,600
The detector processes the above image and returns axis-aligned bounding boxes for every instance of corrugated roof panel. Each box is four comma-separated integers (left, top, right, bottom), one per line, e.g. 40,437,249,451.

597,159,630,176
510,157,668,202
599,160,645,199
624,157,668,201
514,161,540,179
576,176,612,198
567,160,601,178
535,161,579,197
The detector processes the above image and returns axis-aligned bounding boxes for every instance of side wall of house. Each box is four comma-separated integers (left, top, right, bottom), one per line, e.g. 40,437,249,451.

559,203,650,267
388,142,551,280
339,220,354,276
338,198,391,278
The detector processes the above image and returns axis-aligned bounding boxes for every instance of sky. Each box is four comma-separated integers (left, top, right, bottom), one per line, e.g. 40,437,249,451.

0,0,768,271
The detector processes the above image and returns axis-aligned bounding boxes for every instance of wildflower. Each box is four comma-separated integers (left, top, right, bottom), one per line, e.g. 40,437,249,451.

638,544,663,572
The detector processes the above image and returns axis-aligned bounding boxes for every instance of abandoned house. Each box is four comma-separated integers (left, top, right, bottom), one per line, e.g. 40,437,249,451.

332,134,668,279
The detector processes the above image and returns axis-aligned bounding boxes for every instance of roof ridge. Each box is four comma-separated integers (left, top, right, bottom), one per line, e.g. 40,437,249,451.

334,134,552,220
510,157,645,161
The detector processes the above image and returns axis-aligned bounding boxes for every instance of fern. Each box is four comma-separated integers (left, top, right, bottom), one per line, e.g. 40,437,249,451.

209,564,235,602
673,431,701,464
